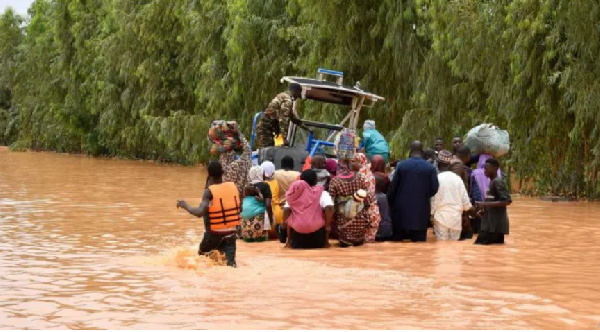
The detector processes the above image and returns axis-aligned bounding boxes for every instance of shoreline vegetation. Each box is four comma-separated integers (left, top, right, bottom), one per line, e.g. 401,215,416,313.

0,1,598,198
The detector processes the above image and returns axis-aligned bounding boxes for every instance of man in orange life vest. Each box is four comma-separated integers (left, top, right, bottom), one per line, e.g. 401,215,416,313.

177,161,241,267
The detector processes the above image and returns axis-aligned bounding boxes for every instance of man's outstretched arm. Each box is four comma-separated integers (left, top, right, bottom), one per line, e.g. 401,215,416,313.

177,189,211,218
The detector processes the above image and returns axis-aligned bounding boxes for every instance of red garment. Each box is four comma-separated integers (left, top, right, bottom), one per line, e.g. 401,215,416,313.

371,155,390,193
302,156,312,172
371,155,386,173
325,159,338,177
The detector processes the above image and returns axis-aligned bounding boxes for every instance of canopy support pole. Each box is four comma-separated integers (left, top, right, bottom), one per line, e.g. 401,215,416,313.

352,96,366,129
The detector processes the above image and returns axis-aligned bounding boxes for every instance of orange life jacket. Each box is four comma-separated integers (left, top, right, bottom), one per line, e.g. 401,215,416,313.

208,182,241,233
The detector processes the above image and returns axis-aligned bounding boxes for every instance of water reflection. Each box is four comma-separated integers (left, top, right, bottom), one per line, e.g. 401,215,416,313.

0,150,599,329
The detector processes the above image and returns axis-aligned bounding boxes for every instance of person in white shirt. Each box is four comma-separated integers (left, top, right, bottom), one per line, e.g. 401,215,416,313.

431,150,475,240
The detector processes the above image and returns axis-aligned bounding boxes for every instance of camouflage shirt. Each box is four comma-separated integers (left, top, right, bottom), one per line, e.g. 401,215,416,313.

256,92,305,148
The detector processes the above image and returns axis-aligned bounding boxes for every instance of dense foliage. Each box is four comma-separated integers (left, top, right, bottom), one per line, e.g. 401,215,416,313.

0,0,599,197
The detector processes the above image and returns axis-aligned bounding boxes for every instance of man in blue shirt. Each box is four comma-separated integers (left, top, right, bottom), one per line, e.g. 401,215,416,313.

361,120,390,163
387,141,439,242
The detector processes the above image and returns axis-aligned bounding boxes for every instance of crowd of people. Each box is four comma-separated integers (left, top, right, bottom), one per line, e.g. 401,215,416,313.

177,121,511,268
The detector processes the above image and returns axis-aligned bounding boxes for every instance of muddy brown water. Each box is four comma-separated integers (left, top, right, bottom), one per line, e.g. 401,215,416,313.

1,149,599,329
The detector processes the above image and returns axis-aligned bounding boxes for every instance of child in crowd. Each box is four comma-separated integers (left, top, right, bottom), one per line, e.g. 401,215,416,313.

343,189,367,219
311,155,331,188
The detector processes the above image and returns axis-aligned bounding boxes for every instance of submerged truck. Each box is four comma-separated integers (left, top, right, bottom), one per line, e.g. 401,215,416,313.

250,69,385,170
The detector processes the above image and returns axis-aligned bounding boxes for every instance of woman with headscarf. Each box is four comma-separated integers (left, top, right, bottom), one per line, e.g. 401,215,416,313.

261,161,283,234
351,153,381,242
220,133,252,196
248,165,274,227
325,159,338,178
371,155,392,240
283,169,334,249
240,184,266,242
239,166,273,242
329,158,372,247
371,155,390,194
361,120,390,163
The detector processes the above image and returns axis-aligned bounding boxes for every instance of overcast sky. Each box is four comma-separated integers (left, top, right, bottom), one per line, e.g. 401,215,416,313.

0,0,35,16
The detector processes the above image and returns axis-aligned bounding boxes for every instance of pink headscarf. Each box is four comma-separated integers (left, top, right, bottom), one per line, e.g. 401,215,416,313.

285,180,325,234
336,158,354,179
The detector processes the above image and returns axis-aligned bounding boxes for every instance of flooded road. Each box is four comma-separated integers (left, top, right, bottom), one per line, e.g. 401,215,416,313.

1,149,599,329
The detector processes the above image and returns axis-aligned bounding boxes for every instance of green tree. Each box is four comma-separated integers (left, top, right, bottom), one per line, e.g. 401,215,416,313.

0,8,23,145
2,0,600,197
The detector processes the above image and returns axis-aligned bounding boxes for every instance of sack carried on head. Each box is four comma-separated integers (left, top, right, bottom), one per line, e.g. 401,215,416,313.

464,124,510,157
335,129,357,160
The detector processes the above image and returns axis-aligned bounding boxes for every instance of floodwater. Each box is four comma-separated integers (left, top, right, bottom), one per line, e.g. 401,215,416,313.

1,149,599,330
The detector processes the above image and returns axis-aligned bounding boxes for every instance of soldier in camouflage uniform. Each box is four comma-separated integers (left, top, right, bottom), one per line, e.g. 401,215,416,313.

256,83,309,148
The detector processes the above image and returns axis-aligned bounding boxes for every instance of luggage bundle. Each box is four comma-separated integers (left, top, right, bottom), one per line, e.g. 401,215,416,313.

334,129,358,160
208,120,243,155
336,189,367,220
464,124,510,157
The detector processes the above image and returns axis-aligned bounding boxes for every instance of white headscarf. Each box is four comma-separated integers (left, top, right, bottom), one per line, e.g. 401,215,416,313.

248,166,264,184
363,120,376,131
260,161,276,178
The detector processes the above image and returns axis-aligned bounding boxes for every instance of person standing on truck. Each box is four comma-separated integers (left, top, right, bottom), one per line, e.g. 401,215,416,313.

360,120,390,163
256,83,311,148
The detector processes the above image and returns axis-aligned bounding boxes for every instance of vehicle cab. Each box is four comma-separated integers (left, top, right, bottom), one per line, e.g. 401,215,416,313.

251,69,385,168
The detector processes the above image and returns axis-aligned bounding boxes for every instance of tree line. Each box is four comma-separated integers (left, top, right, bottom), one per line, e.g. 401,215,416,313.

0,0,598,198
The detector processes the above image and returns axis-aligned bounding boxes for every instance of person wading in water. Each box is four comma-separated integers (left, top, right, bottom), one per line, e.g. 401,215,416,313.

177,161,240,267
387,140,439,242
474,158,511,245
